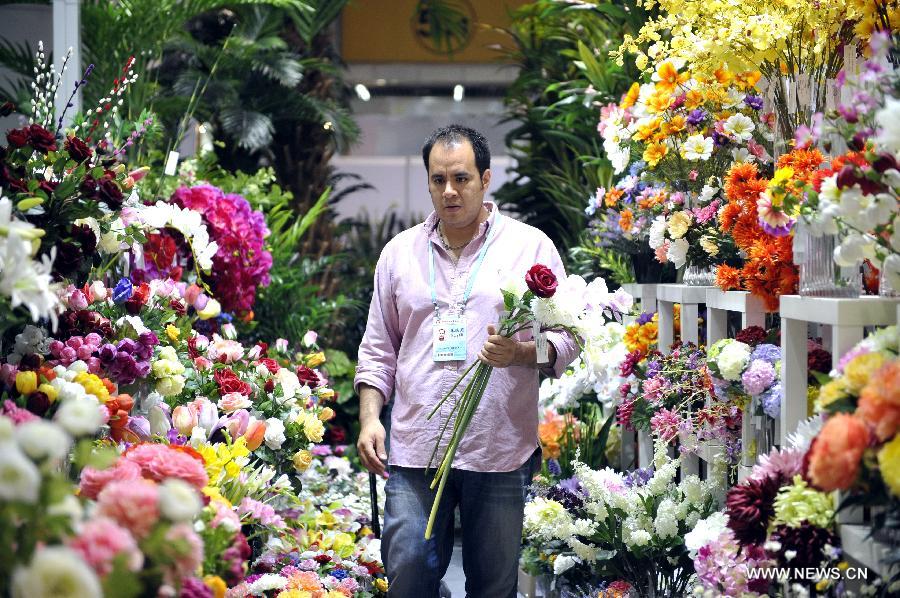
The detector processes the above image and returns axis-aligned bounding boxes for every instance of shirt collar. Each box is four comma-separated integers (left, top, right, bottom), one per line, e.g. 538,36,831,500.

425,202,498,240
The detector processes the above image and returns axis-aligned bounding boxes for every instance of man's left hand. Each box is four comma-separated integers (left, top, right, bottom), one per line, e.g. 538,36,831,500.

478,325,519,368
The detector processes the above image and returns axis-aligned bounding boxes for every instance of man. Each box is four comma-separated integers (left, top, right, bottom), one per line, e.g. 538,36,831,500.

355,124,577,598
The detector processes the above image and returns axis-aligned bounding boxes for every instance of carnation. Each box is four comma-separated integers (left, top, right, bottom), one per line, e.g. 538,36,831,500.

159,478,203,522
67,517,143,577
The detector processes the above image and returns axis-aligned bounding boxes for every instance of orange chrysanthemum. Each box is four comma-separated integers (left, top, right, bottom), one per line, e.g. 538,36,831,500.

716,265,742,290
719,202,742,232
777,148,826,182
619,209,634,234
605,188,625,208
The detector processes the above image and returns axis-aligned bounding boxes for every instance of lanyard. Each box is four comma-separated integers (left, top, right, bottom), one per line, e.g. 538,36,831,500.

428,217,496,315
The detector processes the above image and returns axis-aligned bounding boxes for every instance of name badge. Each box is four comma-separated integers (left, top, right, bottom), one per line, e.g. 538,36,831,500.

433,314,467,361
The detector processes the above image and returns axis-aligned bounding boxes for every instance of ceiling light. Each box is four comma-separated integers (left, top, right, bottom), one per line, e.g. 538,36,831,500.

355,83,371,101
453,84,464,102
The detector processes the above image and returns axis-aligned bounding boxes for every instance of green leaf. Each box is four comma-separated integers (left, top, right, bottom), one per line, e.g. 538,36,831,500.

501,289,516,312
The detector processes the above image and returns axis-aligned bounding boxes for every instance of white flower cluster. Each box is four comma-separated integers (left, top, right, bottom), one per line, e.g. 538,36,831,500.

5,325,52,365
0,196,63,327
531,275,632,339
48,363,107,436
715,340,752,381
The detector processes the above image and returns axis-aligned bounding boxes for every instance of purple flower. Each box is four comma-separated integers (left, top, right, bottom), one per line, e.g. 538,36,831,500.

116,338,138,354
744,95,764,111
687,109,707,126
139,331,159,347
547,458,562,477
750,344,780,365
761,382,782,418
741,359,776,396
112,278,133,304
624,467,653,487
636,311,655,325
98,343,117,362
712,130,730,147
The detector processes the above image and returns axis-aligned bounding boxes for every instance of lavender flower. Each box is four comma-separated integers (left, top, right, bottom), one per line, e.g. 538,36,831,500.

741,359,776,396
749,343,780,365
761,382,782,418
636,311,655,325
624,467,653,488
547,458,562,477
744,95,764,111
687,109,707,126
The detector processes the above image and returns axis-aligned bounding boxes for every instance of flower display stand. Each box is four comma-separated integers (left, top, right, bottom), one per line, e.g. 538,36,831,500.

638,429,653,469
705,289,771,480
622,283,659,314
778,295,900,443
657,284,713,350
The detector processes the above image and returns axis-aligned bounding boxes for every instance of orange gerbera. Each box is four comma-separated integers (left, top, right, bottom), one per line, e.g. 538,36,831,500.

715,264,742,290
724,162,761,201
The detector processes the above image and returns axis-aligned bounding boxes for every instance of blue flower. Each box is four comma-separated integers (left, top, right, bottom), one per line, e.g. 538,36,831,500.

330,568,349,580
112,278,133,304
547,458,562,477
761,383,782,418
750,343,781,365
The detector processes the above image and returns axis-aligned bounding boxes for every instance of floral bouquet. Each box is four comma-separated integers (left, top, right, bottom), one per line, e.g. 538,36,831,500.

707,333,783,420
424,266,629,538
599,62,771,185
522,443,717,596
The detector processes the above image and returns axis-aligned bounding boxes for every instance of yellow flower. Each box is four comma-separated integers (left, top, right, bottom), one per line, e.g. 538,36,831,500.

684,90,705,110
198,298,221,320
771,166,795,187
303,413,325,443
714,67,734,86
646,89,675,114
374,578,389,593
661,115,687,136
15,371,37,395
878,434,900,496
38,383,58,402
633,118,662,142
317,388,335,400
306,352,326,368
844,352,886,393
292,450,313,472
667,211,692,239
318,407,335,421
816,379,848,411
735,70,762,90
699,235,719,256
204,576,227,598
621,82,640,110
277,591,313,598
74,371,111,403
643,142,669,167
166,324,180,342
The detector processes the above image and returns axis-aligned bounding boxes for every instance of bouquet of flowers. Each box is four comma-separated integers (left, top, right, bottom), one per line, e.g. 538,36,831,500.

522,443,717,596
707,332,783,420
599,63,770,183
424,266,629,538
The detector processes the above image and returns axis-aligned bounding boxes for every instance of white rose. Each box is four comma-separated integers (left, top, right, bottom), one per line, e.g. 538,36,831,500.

264,417,286,450
667,237,689,269
553,554,580,575
54,397,104,437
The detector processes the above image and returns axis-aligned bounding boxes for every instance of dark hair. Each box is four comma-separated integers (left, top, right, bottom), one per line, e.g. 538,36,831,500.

422,124,490,177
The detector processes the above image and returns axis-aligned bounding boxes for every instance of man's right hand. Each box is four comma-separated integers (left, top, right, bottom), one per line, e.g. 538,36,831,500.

357,420,388,477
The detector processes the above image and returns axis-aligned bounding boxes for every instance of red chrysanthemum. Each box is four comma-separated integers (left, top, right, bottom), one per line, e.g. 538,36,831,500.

725,475,780,546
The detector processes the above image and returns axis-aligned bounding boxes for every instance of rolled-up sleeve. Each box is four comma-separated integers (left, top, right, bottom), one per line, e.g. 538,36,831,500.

354,246,401,405
539,236,581,379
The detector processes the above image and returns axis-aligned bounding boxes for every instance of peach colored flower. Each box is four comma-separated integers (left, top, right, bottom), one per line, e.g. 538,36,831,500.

243,418,266,450
172,405,198,435
67,517,143,576
79,459,142,500
207,335,244,363
218,392,252,413
856,360,900,442
97,479,160,538
286,570,325,591
806,414,870,492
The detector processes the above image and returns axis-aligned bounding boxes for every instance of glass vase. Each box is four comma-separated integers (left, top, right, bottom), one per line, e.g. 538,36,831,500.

798,233,860,297
683,264,716,286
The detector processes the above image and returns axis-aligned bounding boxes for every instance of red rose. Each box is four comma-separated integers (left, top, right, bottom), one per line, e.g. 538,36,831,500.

26,124,57,153
124,282,151,315
264,378,275,393
6,127,29,148
525,264,558,298
258,358,280,374
296,365,320,388
214,368,252,396
65,135,93,163
97,175,124,209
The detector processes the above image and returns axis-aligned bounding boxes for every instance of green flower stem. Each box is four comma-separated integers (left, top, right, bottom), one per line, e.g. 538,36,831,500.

426,359,479,419
424,363,493,540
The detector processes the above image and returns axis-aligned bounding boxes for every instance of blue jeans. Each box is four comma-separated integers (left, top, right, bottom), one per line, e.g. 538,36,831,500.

381,449,541,598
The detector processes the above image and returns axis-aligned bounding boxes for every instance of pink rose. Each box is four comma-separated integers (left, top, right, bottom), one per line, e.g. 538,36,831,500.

207,335,244,363
193,356,213,371
123,443,209,489
218,392,252,413
79,459,143,500
97,479,160,538
67,517,143,576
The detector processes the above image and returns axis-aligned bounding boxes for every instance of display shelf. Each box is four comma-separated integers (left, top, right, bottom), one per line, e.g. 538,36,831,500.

622,283,659,314
656,284,715,352
779,296,899,441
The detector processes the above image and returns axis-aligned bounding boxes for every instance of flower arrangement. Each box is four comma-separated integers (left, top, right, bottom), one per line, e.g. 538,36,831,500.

599,62,770,183
707,332,782,420
522,443,717,595
715,161,800,310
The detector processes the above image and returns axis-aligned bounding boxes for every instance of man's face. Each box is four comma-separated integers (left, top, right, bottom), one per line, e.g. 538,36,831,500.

427,140,491,229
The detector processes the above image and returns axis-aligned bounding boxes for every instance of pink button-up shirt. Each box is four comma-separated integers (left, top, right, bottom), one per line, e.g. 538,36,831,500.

354,202,579,472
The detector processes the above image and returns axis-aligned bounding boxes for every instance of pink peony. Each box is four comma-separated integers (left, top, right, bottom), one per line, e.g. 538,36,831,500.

123,443,208,489
67,517,143,576
96,479,160,538
79,459,143,500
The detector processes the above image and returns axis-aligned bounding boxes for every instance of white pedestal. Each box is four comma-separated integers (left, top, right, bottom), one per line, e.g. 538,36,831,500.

638,430,653,469
657,284,714,352
622,283,659,314
778,296,899,442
